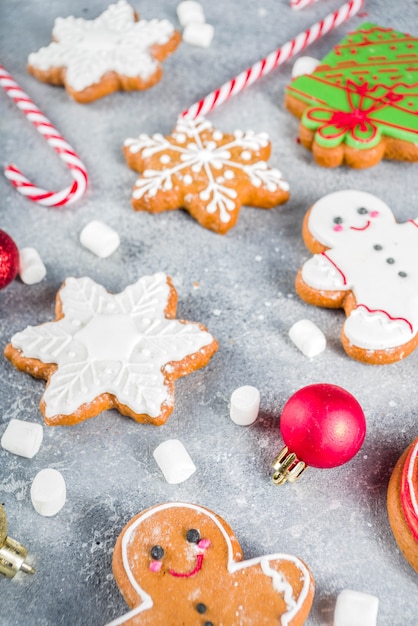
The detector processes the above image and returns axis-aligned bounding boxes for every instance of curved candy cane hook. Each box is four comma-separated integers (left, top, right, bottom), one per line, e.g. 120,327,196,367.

0,65,88,207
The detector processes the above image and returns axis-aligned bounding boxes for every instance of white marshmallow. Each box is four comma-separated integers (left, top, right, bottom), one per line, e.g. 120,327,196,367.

153,439,196,484
289,319,326,357
18,247,46,285
334,589,379,626
292,56,320,78
230,385,260,426
1,419,43,458
177,1,205,27
31,468,66,517
183,22,214,48
79,220,120,258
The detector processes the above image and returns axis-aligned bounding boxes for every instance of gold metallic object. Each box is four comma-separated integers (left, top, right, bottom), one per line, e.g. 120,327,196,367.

272,446,307,485
0,504,35,578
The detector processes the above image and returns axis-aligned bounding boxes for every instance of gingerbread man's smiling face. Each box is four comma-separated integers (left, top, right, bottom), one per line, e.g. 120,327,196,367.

307,189,395,248
109,502,314,626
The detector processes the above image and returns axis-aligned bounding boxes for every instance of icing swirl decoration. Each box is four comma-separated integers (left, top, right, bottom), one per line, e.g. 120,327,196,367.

401,439,418,542
4,273,218,426
27,0,181,102
387,438,418,573
296,190,418,363
124,116,290,234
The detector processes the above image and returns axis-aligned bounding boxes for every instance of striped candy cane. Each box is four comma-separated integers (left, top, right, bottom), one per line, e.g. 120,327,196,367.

0,65,88,207
182,0,364,119
290,0,322,11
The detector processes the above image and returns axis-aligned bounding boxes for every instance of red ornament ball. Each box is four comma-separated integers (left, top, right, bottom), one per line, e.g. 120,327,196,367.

280,383,366,469
0,230,19,290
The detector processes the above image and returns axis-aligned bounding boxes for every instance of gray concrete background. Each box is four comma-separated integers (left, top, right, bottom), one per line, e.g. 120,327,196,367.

0,0,417,624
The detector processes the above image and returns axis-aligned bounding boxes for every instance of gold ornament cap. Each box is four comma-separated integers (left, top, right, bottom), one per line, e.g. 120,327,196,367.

272,446,307,485
0,504,35,578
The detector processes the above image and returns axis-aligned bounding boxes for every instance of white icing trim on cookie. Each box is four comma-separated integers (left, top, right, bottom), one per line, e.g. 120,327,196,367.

28,0,176,92
10,274,214,419
125,116,289,224
302,190,418,350
106,502,311,625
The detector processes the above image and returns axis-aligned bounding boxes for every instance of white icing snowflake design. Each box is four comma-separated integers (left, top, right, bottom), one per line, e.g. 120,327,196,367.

28,0,178,94
9,274,216,425
124,116,290,233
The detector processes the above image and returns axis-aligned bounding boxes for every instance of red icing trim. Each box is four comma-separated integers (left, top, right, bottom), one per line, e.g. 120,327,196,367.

291,75,418,118
169,553,204,578
400,440,418,542
321,251,347,285
356,303,413,334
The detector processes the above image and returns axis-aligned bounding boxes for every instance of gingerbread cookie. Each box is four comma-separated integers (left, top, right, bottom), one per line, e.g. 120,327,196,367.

109,502,314,625
27,0,181,103
123,116,290,234
4,273,218,426
285,23,418,168
387,438,418,573
295,190,418,364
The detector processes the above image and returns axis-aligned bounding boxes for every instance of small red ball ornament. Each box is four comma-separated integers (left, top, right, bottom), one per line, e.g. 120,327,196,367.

0,230,19,290
272,383,366,485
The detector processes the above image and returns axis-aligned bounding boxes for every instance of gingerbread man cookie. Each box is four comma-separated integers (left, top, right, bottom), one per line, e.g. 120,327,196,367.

4,273,218,426
295,190,418,364
109,502,314,625
123,116,290,234
387,438,418,573
285,23,418,168
27,0,181,103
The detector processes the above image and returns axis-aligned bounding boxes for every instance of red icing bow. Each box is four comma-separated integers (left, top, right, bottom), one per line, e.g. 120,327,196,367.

306,80,404,145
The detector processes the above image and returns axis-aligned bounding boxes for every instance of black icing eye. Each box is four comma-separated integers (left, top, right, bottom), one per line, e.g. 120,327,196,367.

399,271,407,278
357,207,368,214
196,603,207,614
386,257,395,264
333,216,343,224
373,244,383,251
186,528,201,544
150,545,164,560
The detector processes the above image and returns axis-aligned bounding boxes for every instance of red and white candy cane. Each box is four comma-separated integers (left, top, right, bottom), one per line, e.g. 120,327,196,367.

290,0,321,11
182,0,364,119
0,65,88,207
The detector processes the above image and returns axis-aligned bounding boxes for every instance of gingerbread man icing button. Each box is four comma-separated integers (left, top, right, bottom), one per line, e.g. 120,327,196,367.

108,502,314,625
295,190,418,364
27,0,181,103
4,273,218,426
123,116,290,234
387,437,418,573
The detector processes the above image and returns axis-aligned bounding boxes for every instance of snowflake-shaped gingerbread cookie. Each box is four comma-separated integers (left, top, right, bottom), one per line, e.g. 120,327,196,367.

123,116,290,234
296,190,418,364
4,273,218,425
27,0,181,103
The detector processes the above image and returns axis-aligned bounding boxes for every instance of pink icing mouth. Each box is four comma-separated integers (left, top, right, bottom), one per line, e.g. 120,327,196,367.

169,553,205,578
350,220,371,231
169,538,211,578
